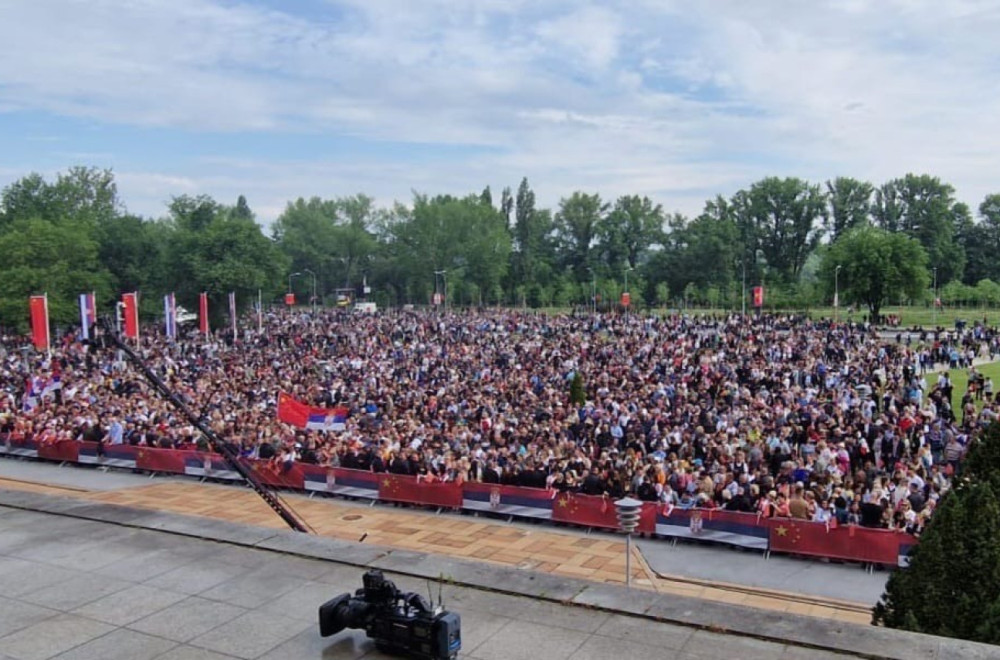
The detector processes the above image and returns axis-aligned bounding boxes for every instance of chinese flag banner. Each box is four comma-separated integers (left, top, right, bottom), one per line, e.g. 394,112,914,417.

768,519,901,564
378,473,463,508
29,295,50,351
285,292,295,306
199,292,210,335
752,286,764,308
122,292,139,339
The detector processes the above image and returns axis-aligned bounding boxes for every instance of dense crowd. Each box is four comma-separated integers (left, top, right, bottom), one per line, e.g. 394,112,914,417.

2,309,998,538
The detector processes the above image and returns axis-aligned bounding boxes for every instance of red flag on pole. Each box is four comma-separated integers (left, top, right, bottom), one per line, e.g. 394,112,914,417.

122,292,139,339
29,295,49,352
199,292,210,336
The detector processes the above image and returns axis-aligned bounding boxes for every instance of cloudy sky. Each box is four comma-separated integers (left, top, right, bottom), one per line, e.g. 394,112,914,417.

1,0,998,225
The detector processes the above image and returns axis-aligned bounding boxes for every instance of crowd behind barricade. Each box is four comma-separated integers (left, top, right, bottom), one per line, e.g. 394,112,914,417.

2,309,999,540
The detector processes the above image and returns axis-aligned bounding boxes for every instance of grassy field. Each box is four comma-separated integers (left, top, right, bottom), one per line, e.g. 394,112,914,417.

638,305,1000,328
944,360,1000,415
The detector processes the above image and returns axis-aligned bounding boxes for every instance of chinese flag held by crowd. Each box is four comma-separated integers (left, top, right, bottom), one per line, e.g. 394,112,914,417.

285,292,295,306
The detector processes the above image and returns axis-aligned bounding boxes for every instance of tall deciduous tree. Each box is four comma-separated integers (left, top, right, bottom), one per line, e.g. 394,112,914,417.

596,195,664,272
821,225,928,321
872,174,965,285
553,192,606,281
747,177,826,283
826,177,873,241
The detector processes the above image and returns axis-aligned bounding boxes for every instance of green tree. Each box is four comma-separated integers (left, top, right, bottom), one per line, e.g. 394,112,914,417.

826,177,873,241
0,218,111,330
872,174,966,285
959,194,1000,286
596,194,664,272
569,372,586,406
553,192,606,281
873,423,1000,643
747,177,826,283
821,225,928,322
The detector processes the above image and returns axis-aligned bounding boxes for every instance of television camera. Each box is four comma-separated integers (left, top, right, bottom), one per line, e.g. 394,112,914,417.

319,570,461,659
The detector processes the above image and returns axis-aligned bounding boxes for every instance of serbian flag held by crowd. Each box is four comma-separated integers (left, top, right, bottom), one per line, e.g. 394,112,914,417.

122,292,139,339
277,392,348,431
79,292,96,340
29,295,49,351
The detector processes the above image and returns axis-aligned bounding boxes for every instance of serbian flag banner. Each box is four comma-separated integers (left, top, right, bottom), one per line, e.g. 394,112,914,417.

277,392,348,431
79,292,96,340
122,292,139,339
29,295,50,351
199,292,209,335
164,293,177,339
228,291,237,341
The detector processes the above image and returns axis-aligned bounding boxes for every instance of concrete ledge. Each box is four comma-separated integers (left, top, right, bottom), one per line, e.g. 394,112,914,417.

0,488,994,660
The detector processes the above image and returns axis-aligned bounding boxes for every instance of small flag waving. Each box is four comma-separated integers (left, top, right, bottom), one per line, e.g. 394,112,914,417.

122,292,139,339
199,292,209,336
29,295,49,352
228,291,237,341
164,293,177,339
79,292,96,341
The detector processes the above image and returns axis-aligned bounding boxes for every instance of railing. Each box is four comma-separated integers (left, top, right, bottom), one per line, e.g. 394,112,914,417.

0,434,917,566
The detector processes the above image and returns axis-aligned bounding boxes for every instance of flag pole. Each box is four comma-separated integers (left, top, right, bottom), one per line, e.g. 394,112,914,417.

44,292,51,358
258,289,263,334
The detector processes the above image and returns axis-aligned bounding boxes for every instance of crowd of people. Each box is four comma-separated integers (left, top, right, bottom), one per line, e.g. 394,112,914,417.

2,308,998,539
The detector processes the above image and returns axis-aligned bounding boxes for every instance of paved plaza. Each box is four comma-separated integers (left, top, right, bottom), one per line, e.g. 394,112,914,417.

0,505,859,660
0,460,876,624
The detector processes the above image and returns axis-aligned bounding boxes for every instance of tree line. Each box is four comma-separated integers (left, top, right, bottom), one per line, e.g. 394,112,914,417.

2,166,1000,329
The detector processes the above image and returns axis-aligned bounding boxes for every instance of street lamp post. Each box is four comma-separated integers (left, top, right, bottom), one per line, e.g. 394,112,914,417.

303,268,317,314
589,269,597,316
834,265,842,323
288,272,303,308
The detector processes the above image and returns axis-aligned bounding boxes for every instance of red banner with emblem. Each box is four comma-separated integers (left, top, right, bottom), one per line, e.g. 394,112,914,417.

378,473,463,508
768,519,902,564
551,492,656,533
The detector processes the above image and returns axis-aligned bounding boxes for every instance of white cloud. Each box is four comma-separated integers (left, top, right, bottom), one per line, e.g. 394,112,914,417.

1,0,999,224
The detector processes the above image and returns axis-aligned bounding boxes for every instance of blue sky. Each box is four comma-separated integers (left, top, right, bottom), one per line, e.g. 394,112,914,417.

2,0,999,225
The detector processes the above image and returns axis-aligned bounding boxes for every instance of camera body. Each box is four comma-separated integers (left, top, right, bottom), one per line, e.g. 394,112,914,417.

319,570,461,660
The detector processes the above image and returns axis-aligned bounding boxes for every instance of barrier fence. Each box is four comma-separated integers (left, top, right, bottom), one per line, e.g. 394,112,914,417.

0,434,916,566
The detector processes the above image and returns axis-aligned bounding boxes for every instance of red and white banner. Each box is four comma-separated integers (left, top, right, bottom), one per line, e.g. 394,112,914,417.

752,286,764,308
121,292,139,339
29,295,49,352
199,292,210,336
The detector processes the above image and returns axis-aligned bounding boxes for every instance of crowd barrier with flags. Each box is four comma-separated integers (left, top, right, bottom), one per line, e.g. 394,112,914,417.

0,433,919,567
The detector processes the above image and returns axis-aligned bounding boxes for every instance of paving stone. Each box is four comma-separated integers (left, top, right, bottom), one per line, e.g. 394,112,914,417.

144,560,251,596
513,599,610,633
471,620,589,660
127,596,247,643
680,629,791,660
255,627,372,660
71,584,188,626
0,613,115,660
188,610,311,659
20,573,134,611
255,580,343,623
142,647,240,660
0,597,58,639
47,628,175,660
594,613,693,651
197,569,309,609
0,562,82,599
